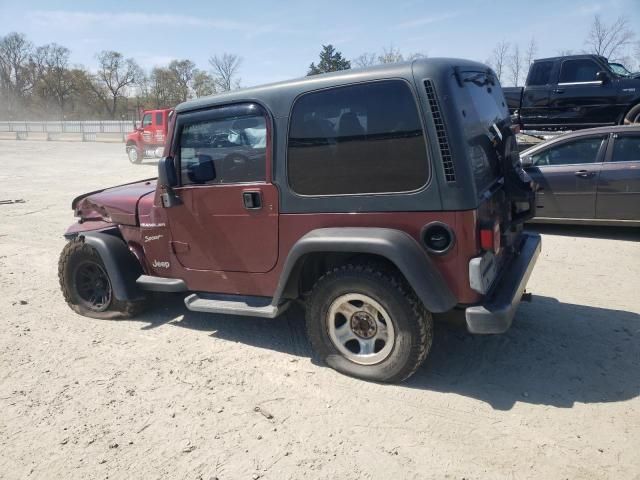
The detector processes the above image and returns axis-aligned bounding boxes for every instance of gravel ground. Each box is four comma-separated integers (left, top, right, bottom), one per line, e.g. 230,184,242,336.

1,140,639,480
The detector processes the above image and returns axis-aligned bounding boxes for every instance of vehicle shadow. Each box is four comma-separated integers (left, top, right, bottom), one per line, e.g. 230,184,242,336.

527,223,640,241
133,293,639,411
407,295,640,410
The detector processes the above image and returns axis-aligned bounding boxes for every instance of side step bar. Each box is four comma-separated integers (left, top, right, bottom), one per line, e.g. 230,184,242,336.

136,275,187,292
184,293,289,319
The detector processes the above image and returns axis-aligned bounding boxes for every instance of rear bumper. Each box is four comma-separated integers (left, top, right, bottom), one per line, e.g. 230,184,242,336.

465,233,541,334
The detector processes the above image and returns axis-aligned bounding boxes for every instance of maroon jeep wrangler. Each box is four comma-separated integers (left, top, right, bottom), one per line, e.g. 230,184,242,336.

59,58,540,382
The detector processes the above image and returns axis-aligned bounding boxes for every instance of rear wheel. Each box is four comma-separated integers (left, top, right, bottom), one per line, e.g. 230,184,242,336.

127,145,142,164
305,264,433,383
623,104,640,125
58,238,146,319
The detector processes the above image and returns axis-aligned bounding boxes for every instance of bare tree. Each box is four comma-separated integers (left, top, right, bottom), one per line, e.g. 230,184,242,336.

209,53,242,92
192,69,216,97
352,52,377,69
168,59,196,102
378,46,404,64
487,41,510,82
524,37,537,68
407,52,427,61
92,50,142,118
0,32,34,117
508,44,523,87
38,44,76,118
148,67,182,108
585,15,635,61
521,37,538,85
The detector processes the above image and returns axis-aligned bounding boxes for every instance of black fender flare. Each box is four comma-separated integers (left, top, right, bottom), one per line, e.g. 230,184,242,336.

271,227,457,313
80,231,145,302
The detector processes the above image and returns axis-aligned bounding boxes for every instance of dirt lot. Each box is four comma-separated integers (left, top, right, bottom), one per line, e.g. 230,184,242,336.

1,140,639,480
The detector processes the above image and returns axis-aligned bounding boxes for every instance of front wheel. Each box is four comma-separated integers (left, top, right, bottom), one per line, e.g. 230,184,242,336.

58,238,146,319
305,264,433,383
127,145,142,164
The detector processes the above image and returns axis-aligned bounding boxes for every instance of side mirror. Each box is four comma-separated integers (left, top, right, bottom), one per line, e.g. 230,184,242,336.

157,156,182,208
520,156,533,168
596,71,610,83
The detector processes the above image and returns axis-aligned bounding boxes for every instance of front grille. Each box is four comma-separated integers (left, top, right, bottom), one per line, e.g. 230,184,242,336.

424,80,455,182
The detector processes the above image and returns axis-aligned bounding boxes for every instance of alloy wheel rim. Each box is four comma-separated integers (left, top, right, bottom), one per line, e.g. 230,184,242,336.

326,293,395,366
75,261,112,312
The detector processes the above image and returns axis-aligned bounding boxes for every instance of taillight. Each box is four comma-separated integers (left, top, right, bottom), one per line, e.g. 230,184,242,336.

480,222,501,253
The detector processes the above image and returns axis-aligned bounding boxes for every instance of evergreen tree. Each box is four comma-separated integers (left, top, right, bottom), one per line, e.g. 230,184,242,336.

307,44,351,75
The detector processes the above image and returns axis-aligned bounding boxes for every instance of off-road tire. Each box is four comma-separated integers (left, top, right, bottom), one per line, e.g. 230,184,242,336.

623,103,640,125
58,238,146,319
305,264,433,383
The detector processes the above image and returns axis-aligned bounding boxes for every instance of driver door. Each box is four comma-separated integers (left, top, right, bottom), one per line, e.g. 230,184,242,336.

141,112,154,146
164,103,278,273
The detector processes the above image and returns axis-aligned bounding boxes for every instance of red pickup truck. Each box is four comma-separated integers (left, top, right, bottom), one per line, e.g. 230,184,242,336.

125,109,173,163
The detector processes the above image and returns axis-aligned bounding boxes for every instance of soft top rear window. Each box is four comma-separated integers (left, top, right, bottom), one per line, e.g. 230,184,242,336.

460,70,510,195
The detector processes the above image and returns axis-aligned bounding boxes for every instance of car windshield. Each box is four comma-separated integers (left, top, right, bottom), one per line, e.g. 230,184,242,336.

608,62,632,77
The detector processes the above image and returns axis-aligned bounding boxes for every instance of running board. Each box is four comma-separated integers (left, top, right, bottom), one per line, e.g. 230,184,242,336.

184,293,288,319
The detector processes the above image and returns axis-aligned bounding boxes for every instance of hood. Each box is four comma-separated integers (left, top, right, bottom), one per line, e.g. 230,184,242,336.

73,178,157,226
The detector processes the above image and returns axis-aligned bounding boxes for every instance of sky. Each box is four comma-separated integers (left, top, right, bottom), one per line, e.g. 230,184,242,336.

0,0,638,87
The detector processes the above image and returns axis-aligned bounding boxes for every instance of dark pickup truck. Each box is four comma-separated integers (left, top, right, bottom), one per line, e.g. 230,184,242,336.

504,54,640,130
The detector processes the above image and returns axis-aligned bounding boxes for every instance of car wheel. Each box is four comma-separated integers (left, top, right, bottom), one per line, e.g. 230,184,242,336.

58,238,146,319
623,104,640,125
127,146,142,164
305,264,433,383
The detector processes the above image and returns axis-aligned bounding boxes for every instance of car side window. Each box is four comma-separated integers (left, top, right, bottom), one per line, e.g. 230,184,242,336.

142,113,152,127
611,135,640,162
179,114,267,185
287,80,429,195
559,60,600,83
531,136,605,166
527,61,554,86
155,112,163,126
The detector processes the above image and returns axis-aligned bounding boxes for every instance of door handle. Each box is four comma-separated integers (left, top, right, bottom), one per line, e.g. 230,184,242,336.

553,89,564,94
242,191,262,209
574,170,595,178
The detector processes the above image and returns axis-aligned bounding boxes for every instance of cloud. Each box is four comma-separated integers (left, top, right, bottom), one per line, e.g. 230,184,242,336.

26,10,279,37
394,11,461,29
576,3,603,15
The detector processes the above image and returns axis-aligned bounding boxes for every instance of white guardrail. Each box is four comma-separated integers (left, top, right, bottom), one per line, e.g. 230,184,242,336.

0,120,137,142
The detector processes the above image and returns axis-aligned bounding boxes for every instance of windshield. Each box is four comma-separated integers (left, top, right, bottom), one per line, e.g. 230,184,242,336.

609,62,632,77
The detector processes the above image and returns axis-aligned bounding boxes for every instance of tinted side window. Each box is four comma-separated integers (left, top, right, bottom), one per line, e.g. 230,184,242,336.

155,112,163,126
531,136,605,166
287,80,428,195
142,113,152,127
528,61,554,86
179,114,266,185
559,60,600,83
612,136,640,162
